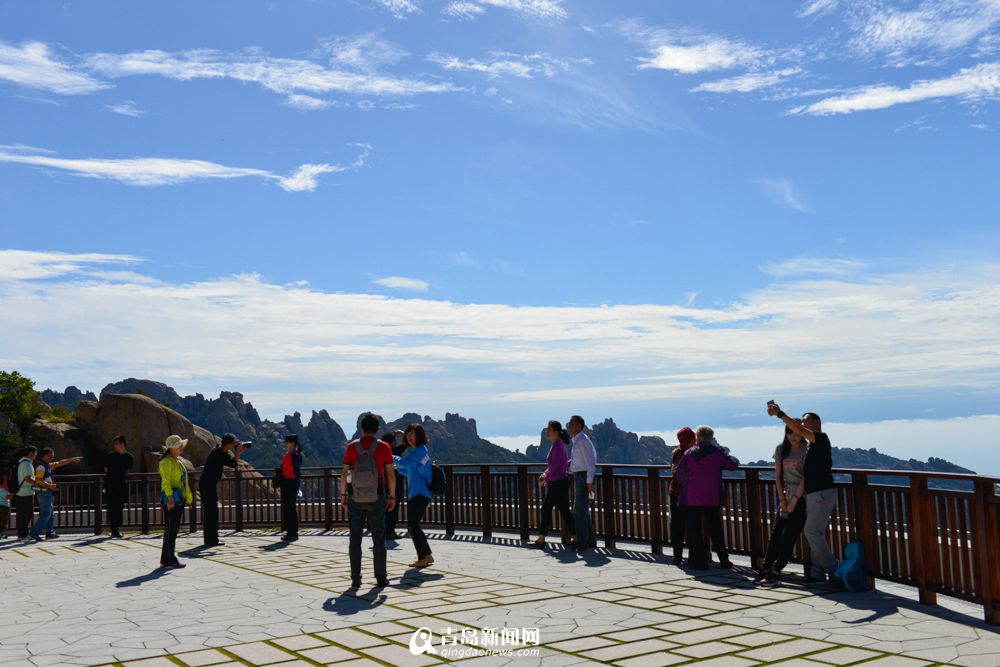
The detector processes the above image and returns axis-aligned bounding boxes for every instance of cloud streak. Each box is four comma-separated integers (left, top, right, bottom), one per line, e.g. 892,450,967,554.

789,62,1000,115
0,40,109,95
0,144,370,192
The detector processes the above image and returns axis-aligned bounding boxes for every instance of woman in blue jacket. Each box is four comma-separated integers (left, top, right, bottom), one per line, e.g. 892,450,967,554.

394,424,434,568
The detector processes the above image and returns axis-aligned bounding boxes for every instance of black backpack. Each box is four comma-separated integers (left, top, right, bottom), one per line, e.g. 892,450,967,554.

428,464,447,496
3,459,25,496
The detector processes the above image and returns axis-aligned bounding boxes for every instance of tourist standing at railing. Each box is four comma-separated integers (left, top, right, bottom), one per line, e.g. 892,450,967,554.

385,429,406,540
675,425,739,570
104,435,133,539
199,433,246,547
159,435,193,569
13,446,38,541
278,435,303,542
754,425,809,586
533,421,575,549
29,448,82,542
567,415,597,551
342,413,397,588
767,402,839,583
394,423,434,568
669,427,696,566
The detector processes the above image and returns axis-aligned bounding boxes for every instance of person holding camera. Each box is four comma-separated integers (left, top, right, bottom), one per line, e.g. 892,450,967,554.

384,429,406,540
341,413,396,588
199,433,247,547
278,435,303,542
159,435,193,569
394,424,434,567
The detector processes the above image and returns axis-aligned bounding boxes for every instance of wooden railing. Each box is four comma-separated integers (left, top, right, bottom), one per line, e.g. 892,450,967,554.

17,464,1000,625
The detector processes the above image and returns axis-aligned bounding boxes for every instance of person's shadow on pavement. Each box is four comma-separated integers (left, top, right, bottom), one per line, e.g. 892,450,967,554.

116,568,172,588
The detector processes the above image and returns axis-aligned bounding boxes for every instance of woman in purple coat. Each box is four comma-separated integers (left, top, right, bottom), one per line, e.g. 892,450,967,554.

675,425,740,570
533,421,576,548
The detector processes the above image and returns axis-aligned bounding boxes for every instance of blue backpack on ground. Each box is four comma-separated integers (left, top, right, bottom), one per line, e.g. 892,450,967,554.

833,540,869,592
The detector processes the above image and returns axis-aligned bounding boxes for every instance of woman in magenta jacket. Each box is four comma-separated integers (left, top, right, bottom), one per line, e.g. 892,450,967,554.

674,424,740,570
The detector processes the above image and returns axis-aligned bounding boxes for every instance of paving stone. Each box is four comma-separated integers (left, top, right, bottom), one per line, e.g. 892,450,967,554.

548,636,620,652
673,640,743,658
851,657,933,667
315,628,385,649
582,639,678,662
738,639,834,663
360,643,441,666
667,624,754,645
296,644,357,663
684,657,760,667
174,648,234,666
726,631,796,647
613,652,690,667
271,635,329,651
600,627,669,642
122,658,180,667
224,641,296,665
810,646,885,665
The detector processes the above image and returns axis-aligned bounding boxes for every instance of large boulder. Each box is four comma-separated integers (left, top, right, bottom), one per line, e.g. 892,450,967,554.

89,393,219,473
24,420,89,473
75,400,100,426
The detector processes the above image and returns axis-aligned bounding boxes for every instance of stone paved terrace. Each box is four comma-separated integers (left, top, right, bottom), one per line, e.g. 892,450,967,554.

2,528,999,667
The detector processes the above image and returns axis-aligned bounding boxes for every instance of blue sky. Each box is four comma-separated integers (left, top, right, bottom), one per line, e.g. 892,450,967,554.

1,1,999,471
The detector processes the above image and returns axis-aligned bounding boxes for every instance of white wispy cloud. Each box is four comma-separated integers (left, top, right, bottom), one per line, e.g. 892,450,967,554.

4,251,1000,418
445,0,566,19
427,51,574,78
789,62,1000,115
0,40,109,95
283,93,336,110
692,68,802,93
105,100,144,117
760,257,869,278
373,0,421,19
620,20,768,74
756,178,808,212
0,145,370,192
83,46,457,101
797,0,839,19
372,276,430,291
846,0,1000,65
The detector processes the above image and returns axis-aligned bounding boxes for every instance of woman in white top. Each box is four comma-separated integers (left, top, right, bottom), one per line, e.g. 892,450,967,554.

754,425,809,586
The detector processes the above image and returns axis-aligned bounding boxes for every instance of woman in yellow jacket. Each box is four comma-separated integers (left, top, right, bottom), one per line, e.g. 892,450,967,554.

159,435,193,569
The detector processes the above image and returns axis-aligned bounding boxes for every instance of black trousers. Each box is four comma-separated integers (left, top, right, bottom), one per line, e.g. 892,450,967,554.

280,479,299,538
670,495,687,560
385,471,405,535
762,501,807,573
407,494,432,559
685,506,730,568
107,484,127,532
539,477,574,537
200,483,219,545
160,505,184,565
349,496,387,581
15,495,33,539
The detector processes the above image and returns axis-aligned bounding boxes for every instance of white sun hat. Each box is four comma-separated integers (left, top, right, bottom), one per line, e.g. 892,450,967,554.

164,435,189,450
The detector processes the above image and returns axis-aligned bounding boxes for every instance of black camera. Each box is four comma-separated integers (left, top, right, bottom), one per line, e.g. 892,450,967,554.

239,441,253,449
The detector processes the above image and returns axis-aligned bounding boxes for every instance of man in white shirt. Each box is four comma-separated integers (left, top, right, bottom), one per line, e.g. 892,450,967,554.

567,415,598,550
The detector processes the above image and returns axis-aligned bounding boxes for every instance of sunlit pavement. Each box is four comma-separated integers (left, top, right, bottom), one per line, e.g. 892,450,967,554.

1,528,997,667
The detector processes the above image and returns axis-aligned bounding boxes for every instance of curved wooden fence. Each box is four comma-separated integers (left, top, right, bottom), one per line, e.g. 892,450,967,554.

20,463,1000,625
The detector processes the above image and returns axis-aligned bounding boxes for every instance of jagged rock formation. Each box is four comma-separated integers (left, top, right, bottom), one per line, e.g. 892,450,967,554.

40,386,98,410
525,418,672,466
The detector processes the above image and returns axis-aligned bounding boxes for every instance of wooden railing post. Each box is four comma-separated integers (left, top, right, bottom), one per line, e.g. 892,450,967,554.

481,465,493,540
93,477,103,536
973,479,1000,625
908,476,938,606
517,466,530,542
602,465,616,549
746,469,764,570
648,467,663,555
234,466,244,532
444,465,455,536
141,477,150,535
323,468,334,532
852,473,877,590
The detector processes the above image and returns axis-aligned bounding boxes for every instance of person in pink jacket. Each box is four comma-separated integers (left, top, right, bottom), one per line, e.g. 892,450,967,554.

675,425,740,570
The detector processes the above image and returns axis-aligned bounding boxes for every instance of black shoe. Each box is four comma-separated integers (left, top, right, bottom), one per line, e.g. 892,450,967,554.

388,532,401,540
689,562,710,570
376,579,390,588
110,531,123,539
673,556,683,567
718,560,733,569
281,535,298,542
350,579,362,588
205,541,224,547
